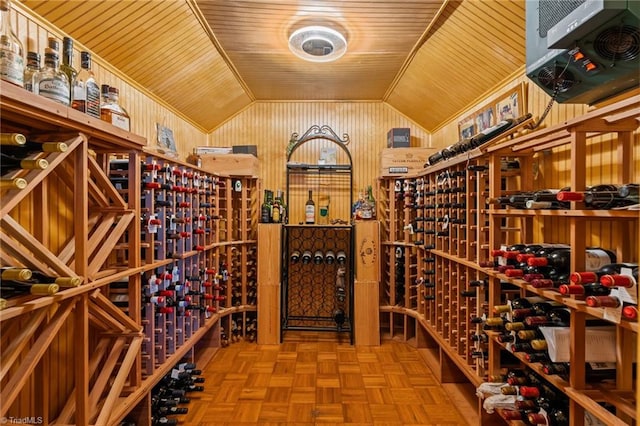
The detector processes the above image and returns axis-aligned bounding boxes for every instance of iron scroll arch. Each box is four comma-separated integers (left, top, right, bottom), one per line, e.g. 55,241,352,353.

286,124,352,165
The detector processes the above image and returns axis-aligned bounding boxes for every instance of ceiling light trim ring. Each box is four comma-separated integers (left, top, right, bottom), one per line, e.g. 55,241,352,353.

289,25,347,63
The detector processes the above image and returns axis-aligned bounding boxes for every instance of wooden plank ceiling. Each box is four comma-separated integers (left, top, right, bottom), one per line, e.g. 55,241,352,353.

19,0,526,133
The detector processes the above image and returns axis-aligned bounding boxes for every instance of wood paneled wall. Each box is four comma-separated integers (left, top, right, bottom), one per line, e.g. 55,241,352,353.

431,75,639,258
209,101,432,219
12,2,209,159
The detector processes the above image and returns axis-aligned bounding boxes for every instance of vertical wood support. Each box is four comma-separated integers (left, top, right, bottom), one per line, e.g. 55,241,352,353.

257,223,282,344
354,220,381,346
128,150,142,387
74,136,89,426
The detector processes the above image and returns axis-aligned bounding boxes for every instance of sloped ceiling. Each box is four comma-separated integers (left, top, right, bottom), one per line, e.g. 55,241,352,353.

19,0,526,133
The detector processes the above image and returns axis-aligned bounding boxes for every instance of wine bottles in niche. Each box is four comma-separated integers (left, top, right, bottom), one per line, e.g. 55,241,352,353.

305,190,315,224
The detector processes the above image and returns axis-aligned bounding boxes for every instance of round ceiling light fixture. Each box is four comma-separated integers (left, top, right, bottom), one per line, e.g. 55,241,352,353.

288,25,347,62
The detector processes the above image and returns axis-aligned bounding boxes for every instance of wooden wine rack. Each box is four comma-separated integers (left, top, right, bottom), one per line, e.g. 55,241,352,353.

379,94,639,426
0,82,258,425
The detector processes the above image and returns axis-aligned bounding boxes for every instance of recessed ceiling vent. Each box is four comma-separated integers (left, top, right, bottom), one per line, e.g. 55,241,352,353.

288,26,347,62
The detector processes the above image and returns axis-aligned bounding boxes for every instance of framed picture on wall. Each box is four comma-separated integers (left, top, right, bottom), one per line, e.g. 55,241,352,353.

458,115,476,140
495,83,526,121
475,106,495,133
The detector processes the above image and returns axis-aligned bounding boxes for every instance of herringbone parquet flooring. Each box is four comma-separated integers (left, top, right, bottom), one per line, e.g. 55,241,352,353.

179,332,472,425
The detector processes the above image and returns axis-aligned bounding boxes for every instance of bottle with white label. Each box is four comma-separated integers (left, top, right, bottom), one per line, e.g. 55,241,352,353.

36,47,70,106
305,190,315,224
0,0,24,87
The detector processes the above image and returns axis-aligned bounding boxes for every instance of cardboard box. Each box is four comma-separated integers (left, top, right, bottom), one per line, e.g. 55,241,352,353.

379,147,435,176
200,153,259,176
387,128,410,148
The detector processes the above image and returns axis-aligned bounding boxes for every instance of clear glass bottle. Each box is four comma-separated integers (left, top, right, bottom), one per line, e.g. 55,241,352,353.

22,51,40,92
72,51,100,118
100,84,130,131
35,47,70,106
0,0,24,86
60,36,76,104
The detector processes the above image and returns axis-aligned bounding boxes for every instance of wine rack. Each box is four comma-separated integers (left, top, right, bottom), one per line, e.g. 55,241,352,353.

379,95,639,426
283,225,353,336
0,82,259,425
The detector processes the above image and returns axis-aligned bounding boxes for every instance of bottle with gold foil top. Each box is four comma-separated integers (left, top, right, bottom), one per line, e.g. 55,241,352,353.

36,46,70,106
0,0,24,86
72,51,100,118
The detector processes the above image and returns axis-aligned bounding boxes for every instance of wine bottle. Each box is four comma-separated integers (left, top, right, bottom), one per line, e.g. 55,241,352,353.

336,251,347,265
324,250,335,264
21,270,81,288
301,250,312,264
600,268,638,288
305,190,315,224
618,183,638,199
559,283,611,297
0,281,59,297
469,113,532,148
313,250,324,264
290,250,300,263
557,184,637,209
570,262,638,284
260,189,272,223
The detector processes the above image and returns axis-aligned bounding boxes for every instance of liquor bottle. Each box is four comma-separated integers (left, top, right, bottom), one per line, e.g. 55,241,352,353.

0,153,48,174
23,51,40,92
60,37,77,104
305,190,315,224
36,46,70,106
260,189,272,223
72,51,101,118
0,0,24,87
100,85,131,131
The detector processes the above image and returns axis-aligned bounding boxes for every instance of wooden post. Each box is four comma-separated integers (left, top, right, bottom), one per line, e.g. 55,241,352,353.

257,223,282,344
354,221,381,346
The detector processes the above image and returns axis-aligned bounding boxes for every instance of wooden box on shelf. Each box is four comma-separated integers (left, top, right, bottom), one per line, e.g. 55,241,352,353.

379,147,435,177
200,153,259,177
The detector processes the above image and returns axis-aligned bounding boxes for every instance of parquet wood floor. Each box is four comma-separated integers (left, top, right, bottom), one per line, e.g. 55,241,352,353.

180,332,472,425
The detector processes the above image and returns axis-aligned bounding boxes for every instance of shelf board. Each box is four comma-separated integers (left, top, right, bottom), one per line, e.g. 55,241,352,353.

486,270,638,333
286,163,351,173
488,208,640,219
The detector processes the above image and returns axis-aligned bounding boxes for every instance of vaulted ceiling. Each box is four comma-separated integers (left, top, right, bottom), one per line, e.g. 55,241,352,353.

20,0,526,133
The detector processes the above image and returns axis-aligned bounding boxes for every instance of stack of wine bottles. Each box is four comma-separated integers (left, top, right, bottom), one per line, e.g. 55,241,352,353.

0,133,69,190
0,266,82,308
150,361,204,425
424,114,532,167
489,183,638,210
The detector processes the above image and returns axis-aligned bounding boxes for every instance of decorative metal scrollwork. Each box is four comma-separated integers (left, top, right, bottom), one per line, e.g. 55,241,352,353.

286,125,350,159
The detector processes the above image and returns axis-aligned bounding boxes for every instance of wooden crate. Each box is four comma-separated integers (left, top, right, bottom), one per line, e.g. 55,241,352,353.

379,147,435,177
200,153,259,177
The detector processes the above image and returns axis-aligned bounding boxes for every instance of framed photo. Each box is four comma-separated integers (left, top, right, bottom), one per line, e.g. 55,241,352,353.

495,83,526,121
458,115,476,140
475,106,495,133
156,123,178,156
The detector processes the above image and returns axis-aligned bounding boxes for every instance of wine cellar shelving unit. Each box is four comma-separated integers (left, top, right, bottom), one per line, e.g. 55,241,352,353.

378,95,639,426
282,125,355,341
0,82,258,426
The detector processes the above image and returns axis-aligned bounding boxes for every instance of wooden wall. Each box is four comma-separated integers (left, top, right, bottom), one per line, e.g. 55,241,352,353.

209,102,432,221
